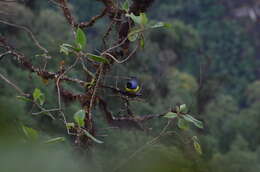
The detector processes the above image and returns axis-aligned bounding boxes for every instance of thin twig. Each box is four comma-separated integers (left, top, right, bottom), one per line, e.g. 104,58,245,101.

55,57,79,135
48,0,66,8
80,57,95,78
0,19,48,53
102,36,128,54
32,108,60,115
0,50,11,60
0,73,28,96
56,57,79,108
32,103,56,120
88,64,104,119
60,111,77,135
102,44,138,63
112,120,172,172
102,21,115,48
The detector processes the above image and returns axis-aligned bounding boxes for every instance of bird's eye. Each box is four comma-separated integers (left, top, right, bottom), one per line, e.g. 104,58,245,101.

127,82,132,88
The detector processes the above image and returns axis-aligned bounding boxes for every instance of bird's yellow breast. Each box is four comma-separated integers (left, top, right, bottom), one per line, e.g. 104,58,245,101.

125,85,140,93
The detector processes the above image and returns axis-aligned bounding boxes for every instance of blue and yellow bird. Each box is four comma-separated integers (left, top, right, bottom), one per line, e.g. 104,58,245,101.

125,77,141,94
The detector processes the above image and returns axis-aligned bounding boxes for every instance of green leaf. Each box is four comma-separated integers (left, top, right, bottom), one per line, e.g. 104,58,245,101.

62,43,74,48
177,118,189,130
83,130,103,144
163,23,172,28
126,13,142,25
183,114,203,129
66,122,75,129
180,104,188,113
140,13,148,25
22,125,39,140
126,13,148,26
73,110,85,127
17,96,31,102
175,105,180,113
60,43,75,55
150,22,164,28
150,22,172,29
128,32,139,42
193,141,202,154
127,28,142,42
86,53,109,63
192,136,199,142
45,137,65,144
84,79,95,89
164,112,178,119
33,88,45,105
60,44,69,55
140,37,145,49
122,0,129,12
75,28,87,50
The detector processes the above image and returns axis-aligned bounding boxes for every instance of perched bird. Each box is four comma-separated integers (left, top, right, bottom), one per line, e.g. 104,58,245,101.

125,77,140,94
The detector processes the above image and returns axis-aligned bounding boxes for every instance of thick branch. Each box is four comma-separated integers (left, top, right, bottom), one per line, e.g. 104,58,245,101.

78,8,107,28
0,37,86,85
99,98,165,130
57,0,107,28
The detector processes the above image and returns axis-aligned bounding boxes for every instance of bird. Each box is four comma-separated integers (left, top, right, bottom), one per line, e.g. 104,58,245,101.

125,77,141,94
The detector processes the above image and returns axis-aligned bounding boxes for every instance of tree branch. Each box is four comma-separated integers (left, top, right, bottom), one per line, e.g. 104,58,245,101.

57,0,107,28
99,98,165,130
0,37,86,86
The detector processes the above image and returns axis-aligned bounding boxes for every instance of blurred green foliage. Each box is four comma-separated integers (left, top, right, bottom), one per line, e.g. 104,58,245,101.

0,0,260,171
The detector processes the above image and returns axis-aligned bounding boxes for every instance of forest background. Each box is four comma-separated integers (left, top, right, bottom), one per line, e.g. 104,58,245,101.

0,0,260,172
